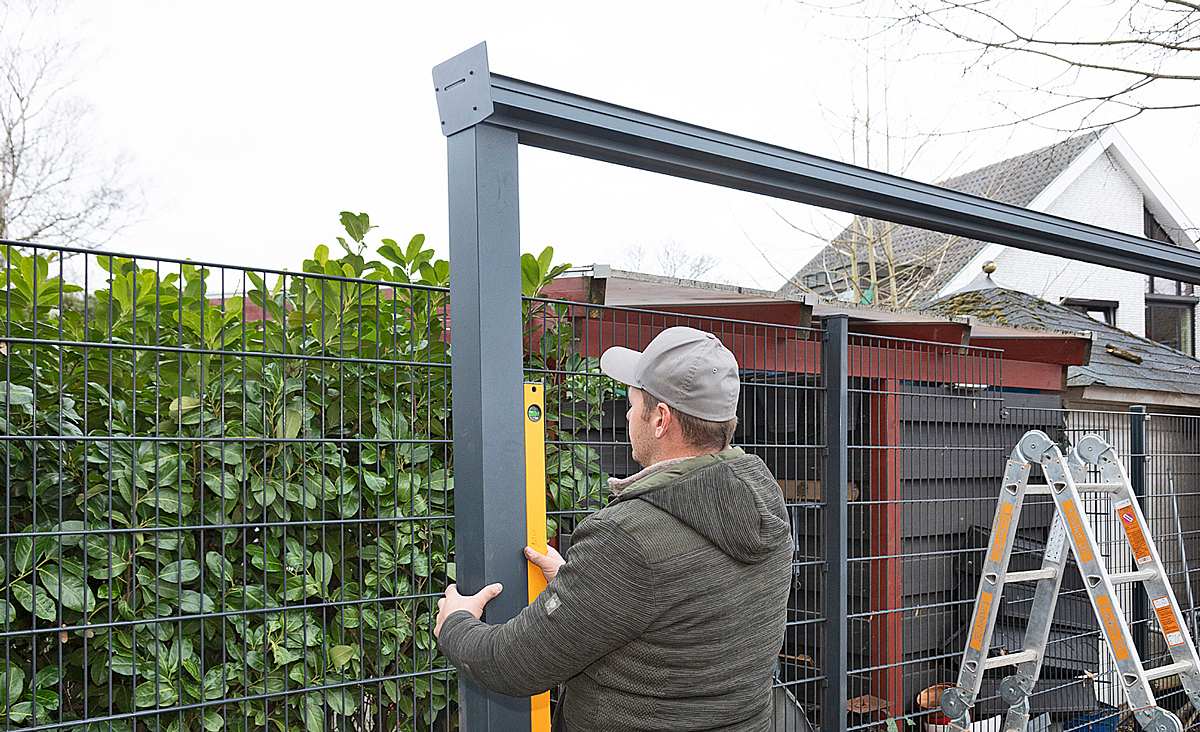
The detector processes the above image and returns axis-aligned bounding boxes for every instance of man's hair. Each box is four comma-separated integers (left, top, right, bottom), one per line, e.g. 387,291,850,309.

639,390,738,451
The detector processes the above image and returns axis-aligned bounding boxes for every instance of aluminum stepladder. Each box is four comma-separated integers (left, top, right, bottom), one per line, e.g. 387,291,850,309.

942,430,1200,732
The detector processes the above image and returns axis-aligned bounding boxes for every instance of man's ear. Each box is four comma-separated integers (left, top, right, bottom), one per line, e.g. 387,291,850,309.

654,403,672,438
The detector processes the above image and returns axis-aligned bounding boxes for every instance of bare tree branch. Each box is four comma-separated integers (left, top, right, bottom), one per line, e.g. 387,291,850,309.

797,0,1200,131
772,57,1001,308
909,1,1200,80
0,1,138,250
618,242,723,281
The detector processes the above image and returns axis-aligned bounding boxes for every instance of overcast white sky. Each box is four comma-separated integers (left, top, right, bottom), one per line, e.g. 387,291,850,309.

50,1,1200,290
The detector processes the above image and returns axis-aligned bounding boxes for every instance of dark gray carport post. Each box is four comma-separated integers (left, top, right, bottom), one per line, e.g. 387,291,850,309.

436,45,532,731
1130,405,1150,659
823,315,850,732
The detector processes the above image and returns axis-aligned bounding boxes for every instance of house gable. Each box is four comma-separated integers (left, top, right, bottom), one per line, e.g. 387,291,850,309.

983,150,1148,334
782,132,1100,303
934,128,1199,301
785,129,1198,320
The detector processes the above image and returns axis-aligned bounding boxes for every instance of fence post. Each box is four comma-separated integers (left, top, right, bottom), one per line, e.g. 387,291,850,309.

1129,404,1150,659
445,120,532,730
823,314,850,732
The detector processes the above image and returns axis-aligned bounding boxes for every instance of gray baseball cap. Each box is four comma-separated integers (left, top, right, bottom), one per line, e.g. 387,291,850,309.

600,326,740,422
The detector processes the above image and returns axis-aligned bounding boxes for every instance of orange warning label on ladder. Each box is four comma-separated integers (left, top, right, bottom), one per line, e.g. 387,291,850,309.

1115,501,1154,566
1154,596,1186,647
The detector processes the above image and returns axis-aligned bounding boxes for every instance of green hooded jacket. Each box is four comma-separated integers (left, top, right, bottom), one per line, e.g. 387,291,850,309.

437,447,794,731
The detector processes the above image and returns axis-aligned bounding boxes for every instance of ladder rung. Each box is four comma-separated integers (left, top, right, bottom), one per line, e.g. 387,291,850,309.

1145,660,1193,681
1006,569,1058,583
1109,569,1158,585
982,650,1039,670
1023,482,1122,496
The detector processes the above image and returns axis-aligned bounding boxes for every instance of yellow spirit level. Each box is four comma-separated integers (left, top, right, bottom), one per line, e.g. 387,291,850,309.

524,383,551,732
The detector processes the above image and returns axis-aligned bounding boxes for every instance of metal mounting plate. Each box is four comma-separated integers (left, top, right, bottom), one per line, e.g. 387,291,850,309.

433,41,494,135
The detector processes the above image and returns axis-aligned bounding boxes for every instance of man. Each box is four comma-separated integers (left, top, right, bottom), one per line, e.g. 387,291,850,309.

434,326,793,731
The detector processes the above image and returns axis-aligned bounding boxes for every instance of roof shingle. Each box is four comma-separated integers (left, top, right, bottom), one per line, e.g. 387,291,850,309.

925,286,1200,396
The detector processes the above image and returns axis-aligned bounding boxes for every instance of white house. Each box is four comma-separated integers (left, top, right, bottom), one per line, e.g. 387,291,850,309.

785,127,1200,356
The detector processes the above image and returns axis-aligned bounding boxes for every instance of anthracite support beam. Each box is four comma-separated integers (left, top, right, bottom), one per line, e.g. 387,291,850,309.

437,42,1200,284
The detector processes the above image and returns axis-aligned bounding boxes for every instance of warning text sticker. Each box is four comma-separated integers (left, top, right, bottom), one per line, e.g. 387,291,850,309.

1154,596,1186,647
1115,500,1154,566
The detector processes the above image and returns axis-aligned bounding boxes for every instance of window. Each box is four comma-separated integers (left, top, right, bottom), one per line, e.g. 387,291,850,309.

1143,209,1195,298
1145,207,1176,245
1061,298,1117,326
1146,276,1194,298
1146,297,1195,355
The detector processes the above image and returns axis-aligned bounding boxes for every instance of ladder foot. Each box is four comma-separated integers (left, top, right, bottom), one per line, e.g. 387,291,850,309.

1002,706,1028,732
1135,708,1183,732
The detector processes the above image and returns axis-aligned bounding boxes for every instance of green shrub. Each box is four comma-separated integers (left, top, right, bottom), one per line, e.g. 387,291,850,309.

0,213,608,731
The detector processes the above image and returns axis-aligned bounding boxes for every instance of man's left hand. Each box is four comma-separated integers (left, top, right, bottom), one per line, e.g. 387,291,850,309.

435,583,504,638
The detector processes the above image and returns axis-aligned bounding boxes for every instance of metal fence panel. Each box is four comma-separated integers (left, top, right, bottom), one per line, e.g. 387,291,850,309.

1,242,454,731
521,296,825,731
11,238,1200,732
846,333,1014,730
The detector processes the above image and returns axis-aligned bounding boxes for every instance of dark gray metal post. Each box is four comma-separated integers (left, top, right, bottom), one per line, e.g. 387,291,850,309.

1130,405,1150,659
823,315,850,732
446,121,531,730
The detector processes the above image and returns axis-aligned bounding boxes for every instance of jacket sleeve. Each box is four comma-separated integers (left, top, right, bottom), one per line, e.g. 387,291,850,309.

436,515,656,697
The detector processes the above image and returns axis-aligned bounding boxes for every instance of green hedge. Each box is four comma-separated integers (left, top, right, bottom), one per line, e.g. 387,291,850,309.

0,213,608,731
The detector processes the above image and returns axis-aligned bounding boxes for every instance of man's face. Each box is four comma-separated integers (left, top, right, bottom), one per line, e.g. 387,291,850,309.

625,387,655,468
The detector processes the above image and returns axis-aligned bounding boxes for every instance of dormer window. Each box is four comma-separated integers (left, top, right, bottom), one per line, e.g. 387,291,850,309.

1061,298,1117,326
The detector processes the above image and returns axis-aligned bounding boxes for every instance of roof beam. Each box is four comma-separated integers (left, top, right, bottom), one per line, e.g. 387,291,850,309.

434,42,1200,283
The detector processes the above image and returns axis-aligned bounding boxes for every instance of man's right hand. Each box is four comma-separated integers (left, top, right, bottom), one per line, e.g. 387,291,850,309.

524,545,565,583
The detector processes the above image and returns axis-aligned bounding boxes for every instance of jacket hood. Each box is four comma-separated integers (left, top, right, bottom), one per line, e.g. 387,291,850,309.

609,447,791,563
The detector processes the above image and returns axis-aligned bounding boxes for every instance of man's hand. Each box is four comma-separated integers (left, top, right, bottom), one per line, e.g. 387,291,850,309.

524,545,565,583
435,583,503,638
